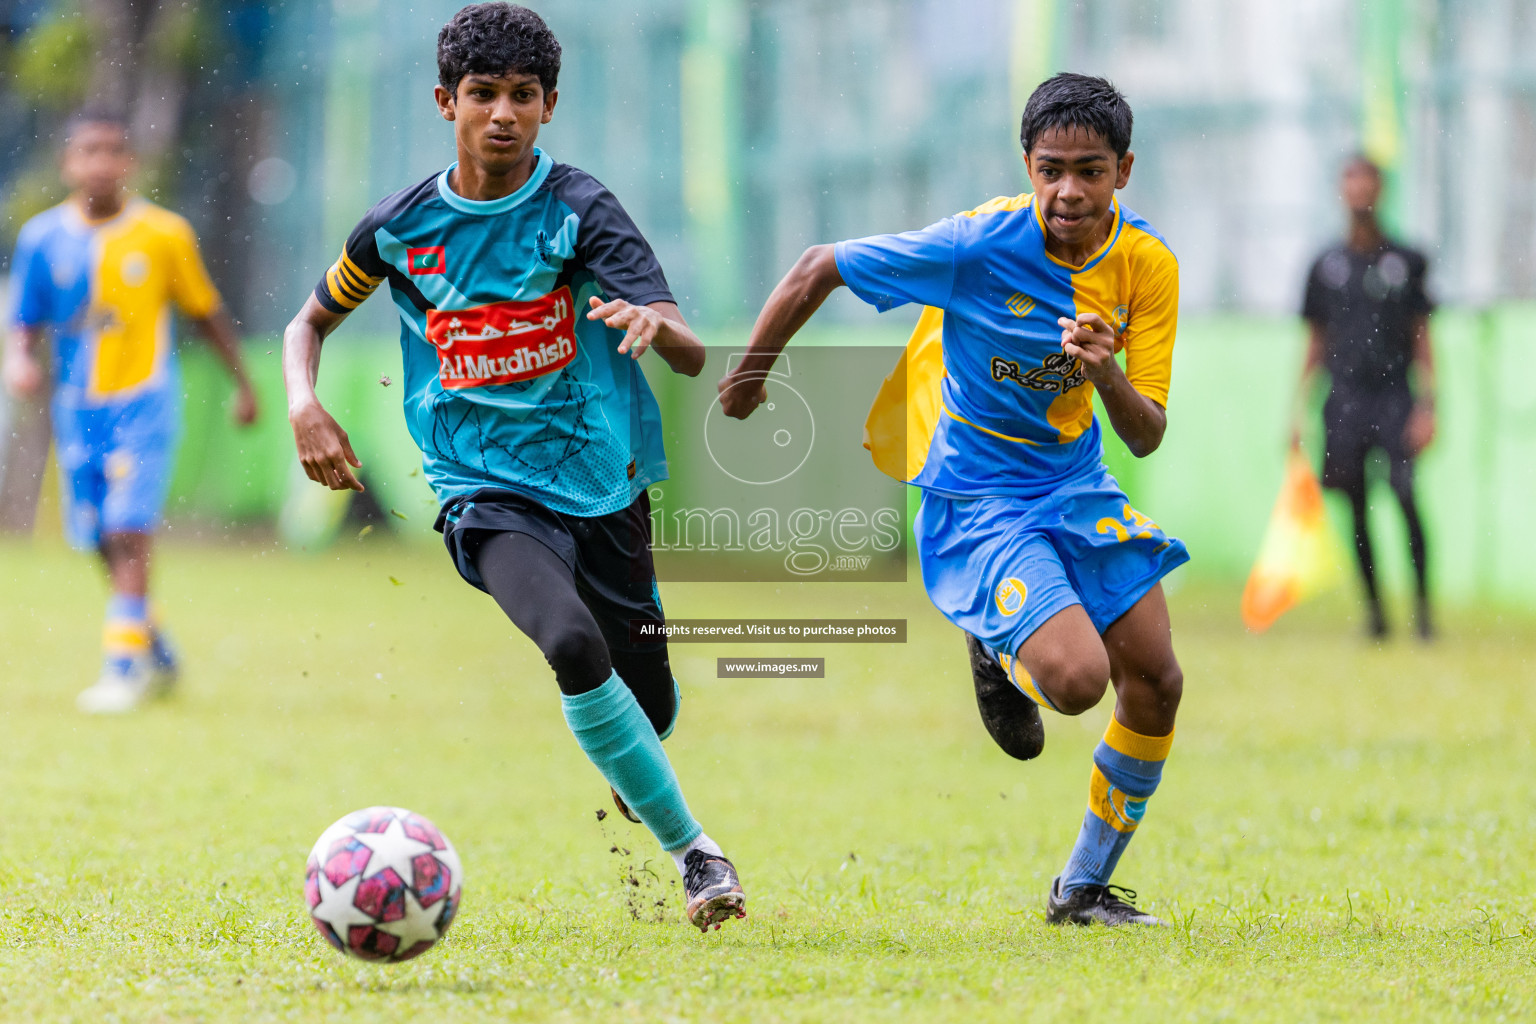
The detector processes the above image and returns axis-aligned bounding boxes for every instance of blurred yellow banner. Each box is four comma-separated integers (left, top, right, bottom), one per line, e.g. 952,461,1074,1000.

1241,447,1345,632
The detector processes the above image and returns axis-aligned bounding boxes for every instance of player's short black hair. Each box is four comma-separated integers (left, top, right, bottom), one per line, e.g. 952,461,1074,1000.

65,105,131,142
1019,73,1133,157
437,3,561,97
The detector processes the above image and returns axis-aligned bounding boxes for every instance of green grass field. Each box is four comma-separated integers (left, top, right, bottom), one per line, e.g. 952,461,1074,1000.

0,536,1532,1022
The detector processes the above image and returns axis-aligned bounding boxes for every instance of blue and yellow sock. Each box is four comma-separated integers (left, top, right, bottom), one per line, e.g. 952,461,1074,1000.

145,600,178,672
996,648,1061,712
562,671,702,851
1060,717,1174,893
103,594,151,671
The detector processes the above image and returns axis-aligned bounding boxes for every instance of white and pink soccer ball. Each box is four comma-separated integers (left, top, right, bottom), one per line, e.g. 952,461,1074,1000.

305,806,463,962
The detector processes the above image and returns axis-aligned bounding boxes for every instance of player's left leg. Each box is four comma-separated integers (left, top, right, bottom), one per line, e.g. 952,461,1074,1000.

563,496,747,931
1383,401,1432,640
1046,584,1180,926
1389,464,1432,639
472,521,744,932
76,529,158,713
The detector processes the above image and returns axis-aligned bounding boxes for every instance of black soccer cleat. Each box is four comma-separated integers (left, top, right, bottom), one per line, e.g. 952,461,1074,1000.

1045,876,1166,927
682,849,747,933
610,786,642,824
967,633,1044,760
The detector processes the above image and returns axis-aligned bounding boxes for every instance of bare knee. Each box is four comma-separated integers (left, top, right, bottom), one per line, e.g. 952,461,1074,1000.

1116,658,1183,725
1034,650,1112,716
1150,661,1183,713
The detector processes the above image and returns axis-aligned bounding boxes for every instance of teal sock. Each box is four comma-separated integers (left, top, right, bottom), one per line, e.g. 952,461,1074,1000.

562,671,702,851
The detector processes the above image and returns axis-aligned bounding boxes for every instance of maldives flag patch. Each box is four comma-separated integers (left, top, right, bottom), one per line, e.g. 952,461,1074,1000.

407,246,447,275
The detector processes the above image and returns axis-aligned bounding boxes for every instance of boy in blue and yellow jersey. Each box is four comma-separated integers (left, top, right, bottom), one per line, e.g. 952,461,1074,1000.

4,109,258,715
281,3,745,935
721,74,1187,926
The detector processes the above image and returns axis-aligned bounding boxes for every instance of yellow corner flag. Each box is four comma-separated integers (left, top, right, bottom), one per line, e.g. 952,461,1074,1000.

1241,446,1345,632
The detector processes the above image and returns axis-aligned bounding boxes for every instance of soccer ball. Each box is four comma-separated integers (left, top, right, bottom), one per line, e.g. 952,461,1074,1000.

304,806,463,962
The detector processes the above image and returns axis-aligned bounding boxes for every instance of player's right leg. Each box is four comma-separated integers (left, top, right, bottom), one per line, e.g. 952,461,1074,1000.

469,527,744,932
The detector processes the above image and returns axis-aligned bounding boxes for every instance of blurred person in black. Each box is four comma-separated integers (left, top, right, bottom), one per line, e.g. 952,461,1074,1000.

1298,155,1436,640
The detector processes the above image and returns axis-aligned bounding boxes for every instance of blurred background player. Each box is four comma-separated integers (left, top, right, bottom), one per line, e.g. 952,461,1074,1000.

280,3,746,934
1297,155,1436,640
2,108,258,713
721,74,1187,926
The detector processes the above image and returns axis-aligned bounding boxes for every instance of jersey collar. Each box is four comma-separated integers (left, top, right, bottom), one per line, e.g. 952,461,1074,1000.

67,194,138,230
1034,196,1123,273
436,149,552,215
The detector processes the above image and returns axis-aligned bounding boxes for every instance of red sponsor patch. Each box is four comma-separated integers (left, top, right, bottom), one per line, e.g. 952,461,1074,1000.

426,287,577,389
407,246,447,275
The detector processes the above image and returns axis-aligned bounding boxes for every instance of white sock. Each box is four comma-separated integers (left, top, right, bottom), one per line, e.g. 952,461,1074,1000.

667,831,722,876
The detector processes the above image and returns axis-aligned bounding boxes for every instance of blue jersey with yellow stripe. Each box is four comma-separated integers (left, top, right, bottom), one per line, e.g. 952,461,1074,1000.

10,197,222,416
313,149,673,517
843,193,1178,498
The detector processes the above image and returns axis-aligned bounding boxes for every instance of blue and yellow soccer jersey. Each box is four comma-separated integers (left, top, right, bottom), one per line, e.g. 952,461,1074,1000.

847,194,1179,498
10,197,222,413
314,149,673,517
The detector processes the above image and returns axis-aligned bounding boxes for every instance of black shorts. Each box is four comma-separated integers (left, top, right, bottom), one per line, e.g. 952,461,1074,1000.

1321,389,1414,493
435,489,664,653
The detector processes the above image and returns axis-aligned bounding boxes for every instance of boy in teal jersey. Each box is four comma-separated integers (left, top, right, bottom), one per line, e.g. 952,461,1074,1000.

721,74,1186,926
4,109,259,714
281,3,745,934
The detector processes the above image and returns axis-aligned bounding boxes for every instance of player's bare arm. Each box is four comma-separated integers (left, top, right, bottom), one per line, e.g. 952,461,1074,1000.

282,294,363,492
1057,311,1167,457
2,323,46,398
189,307,259,427
717,243,844,418
585,297,704,376
1406,313,1435,454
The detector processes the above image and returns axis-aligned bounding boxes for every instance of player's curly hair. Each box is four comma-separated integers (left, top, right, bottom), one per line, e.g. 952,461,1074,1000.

1020,73,1133,157
437,3,561,97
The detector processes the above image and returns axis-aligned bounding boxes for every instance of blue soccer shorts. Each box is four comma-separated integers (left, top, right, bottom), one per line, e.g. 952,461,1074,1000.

53,396,179,549
915,462,1190,663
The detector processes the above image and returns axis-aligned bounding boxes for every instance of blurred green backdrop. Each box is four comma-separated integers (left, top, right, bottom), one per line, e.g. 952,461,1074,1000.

3,0,1535,608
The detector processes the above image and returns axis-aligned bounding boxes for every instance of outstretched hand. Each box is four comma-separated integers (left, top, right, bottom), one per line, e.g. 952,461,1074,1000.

588,296,665,359
717,371,769,420
290,400,363,491
1057,313,1120,385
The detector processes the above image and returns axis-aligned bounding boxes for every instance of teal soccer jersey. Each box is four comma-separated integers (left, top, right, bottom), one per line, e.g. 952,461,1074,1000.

314,149,673,516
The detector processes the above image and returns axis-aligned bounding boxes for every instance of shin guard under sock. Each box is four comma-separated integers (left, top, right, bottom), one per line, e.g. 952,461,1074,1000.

1060,717,1173,893
561,671,702,851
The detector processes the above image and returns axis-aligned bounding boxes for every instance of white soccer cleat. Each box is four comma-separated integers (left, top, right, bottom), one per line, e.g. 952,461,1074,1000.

77,658,154,714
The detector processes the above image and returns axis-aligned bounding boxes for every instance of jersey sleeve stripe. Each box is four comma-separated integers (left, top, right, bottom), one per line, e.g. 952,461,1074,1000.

324,266,370,308
338,251,384,290
323,250,384,309
326,267,366,305
335,261,368,295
